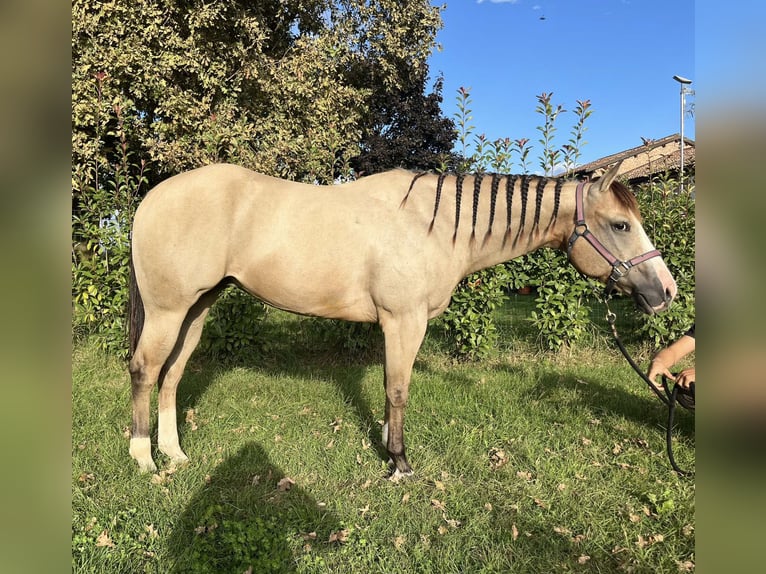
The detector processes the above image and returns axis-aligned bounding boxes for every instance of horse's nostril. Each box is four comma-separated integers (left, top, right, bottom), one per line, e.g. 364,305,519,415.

665,286,674,301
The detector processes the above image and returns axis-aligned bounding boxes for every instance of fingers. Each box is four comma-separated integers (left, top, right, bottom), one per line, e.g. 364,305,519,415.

648,361,674,387
675,368,695,389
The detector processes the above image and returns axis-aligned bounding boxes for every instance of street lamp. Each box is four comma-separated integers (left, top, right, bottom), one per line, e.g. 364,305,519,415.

673,75,694,192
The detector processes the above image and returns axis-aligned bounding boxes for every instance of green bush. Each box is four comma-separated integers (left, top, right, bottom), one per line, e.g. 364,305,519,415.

634,175,696,345
439,266,510,360
528,249,592,350
186,506,291,574
198,286,268,360
72,159,144,356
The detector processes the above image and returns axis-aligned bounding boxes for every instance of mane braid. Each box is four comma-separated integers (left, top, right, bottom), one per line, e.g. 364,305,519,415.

532,177,548,232
547,178,564,229
514,175,531,245
401,171,428,208
470,174,484,241
505,174,517,238
428,172,447,233
453,174,465,244
484,173,502,244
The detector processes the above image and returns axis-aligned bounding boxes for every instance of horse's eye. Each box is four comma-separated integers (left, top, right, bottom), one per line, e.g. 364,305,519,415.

612,221,630,232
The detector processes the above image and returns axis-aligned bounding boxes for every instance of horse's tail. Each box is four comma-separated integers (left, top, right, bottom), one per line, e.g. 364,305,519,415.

128,251,144,359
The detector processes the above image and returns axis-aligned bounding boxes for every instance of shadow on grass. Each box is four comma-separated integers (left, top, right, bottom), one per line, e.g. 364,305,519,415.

525,370,695,439
168,441,341,573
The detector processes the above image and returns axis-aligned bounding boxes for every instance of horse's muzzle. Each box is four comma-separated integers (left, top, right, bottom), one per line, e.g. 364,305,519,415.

633,287,674,315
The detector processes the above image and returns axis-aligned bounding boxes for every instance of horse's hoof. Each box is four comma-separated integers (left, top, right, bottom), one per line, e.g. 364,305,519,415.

167,455,189,470
389,468,414,482
130,437,157,473
136,459,158,474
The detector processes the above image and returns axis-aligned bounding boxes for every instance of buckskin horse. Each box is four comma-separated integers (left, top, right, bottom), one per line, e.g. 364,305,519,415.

128,161,676,477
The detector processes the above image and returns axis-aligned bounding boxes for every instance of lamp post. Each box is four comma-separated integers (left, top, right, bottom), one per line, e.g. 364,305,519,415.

672,75,693,192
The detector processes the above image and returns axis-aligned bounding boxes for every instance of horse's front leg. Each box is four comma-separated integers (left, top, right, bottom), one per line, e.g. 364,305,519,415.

380,311,428,478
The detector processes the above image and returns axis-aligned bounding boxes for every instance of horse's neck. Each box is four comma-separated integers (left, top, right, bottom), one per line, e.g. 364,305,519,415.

404,173,577,278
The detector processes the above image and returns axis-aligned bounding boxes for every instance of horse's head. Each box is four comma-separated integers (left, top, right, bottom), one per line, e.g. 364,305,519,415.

566,162,677,315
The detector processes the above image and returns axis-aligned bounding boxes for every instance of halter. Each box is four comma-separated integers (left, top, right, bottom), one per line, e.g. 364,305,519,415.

567,181,662,294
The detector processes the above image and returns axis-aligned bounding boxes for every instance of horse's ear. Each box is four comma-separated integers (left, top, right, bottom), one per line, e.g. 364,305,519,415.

591,161,623,193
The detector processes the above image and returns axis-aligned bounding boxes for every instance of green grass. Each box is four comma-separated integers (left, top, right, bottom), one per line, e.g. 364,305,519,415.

72,297,694,573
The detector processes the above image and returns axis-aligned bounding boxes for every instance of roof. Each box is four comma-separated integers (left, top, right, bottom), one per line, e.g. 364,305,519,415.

573,134,695,181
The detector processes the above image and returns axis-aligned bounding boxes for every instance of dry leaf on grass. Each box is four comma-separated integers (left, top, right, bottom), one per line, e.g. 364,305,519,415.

489,447,508,470
277,477,295,491
636,533,664,548
444,517,461,529
431,498,447,511
95,530,115,548
430,499,446,511
185,408,198,431
328,528,350,544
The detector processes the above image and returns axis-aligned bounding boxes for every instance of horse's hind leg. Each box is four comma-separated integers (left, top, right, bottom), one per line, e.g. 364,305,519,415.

129,310,186,473
157,290,219,465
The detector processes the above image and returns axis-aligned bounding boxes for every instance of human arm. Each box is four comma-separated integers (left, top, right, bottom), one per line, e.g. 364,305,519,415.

647,334,696,389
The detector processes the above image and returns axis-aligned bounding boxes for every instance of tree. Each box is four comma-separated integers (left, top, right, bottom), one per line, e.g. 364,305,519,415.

351,74,457,175
72,0,444,187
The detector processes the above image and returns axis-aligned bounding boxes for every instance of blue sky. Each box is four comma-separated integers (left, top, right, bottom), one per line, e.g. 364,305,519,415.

428,0,695,167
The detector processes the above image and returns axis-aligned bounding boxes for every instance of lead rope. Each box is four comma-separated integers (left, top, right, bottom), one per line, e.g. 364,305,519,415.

599,294,692,477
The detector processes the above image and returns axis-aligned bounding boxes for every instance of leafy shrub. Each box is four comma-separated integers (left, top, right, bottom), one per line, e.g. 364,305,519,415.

198,286,267,360
186,506,291,574
443,87,597,357
439,266,510,360
72,138,144,355
305,320,381,356
634,175,696,345
528,249,592,350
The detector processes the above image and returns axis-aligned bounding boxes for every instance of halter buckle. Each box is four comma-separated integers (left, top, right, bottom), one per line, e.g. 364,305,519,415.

608,261,632,283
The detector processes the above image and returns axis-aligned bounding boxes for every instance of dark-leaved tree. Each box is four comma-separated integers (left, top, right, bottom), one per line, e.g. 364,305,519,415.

351,74,457,175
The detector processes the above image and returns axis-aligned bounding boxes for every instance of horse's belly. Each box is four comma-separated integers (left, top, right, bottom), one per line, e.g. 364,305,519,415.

232,249,378,322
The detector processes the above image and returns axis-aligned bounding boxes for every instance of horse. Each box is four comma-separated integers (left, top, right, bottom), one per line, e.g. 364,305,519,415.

128,161,676,477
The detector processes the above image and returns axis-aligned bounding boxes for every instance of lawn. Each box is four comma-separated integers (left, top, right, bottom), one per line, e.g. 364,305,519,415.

72,296,694,573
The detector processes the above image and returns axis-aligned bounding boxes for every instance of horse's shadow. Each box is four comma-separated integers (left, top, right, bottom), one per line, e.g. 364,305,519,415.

167,441,341,573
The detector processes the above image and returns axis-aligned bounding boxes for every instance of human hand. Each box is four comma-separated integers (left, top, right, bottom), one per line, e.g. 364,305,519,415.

674,367,695,389
647,359,673,391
